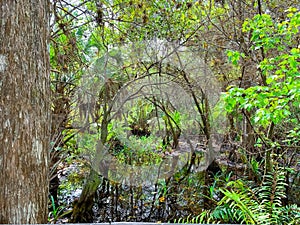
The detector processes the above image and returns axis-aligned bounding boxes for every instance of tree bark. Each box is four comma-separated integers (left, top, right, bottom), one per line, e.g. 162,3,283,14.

0,1,50,223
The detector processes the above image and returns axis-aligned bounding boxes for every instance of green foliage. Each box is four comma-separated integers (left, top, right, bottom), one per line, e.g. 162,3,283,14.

223,9,300,128
173,211,216,224
176,168,300,224
217,169,300,224
243,8,299,52
48,195,65,223
227,50,245,66
111,134,164,166
127,100,154,130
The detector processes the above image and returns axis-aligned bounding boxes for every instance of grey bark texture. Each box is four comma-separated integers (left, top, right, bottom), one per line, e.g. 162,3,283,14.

0,1,50,223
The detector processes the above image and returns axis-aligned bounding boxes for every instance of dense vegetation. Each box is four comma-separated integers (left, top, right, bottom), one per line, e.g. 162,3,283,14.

48,0,300,224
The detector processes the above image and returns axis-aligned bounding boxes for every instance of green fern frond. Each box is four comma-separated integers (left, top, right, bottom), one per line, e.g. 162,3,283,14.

173,210,219,224
216,167,299,225
174,168,298,225
256,168,288,224
211,204,243,223
219,186,258,224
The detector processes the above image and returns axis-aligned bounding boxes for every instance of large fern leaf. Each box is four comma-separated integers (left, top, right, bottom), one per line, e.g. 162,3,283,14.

216,168,299,224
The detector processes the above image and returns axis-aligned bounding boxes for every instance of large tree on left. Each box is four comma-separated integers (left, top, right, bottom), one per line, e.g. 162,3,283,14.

0,1,50,223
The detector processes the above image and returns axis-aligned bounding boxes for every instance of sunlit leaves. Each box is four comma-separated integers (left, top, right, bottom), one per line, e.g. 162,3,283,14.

224,9,300,128
243,8,299,53
226,50,245,66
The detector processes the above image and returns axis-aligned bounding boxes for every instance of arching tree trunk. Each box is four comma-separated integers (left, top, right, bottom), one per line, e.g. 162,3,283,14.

0,1,50,223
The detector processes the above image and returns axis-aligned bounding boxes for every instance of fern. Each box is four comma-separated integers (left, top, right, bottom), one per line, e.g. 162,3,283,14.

173,168,299,224
219,180,258,224
211,204,243,223
216,168,300,225
173,210,218,224
255,169,287,224
279,204,300,224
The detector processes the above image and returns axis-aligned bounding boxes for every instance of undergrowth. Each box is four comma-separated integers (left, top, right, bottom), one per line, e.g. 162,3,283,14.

174,167,300,224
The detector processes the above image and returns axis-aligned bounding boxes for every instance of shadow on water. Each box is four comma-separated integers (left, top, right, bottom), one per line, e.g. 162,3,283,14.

85,137,222,223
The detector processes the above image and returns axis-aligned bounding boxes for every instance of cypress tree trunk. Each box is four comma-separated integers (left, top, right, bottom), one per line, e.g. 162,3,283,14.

0,1,50,223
